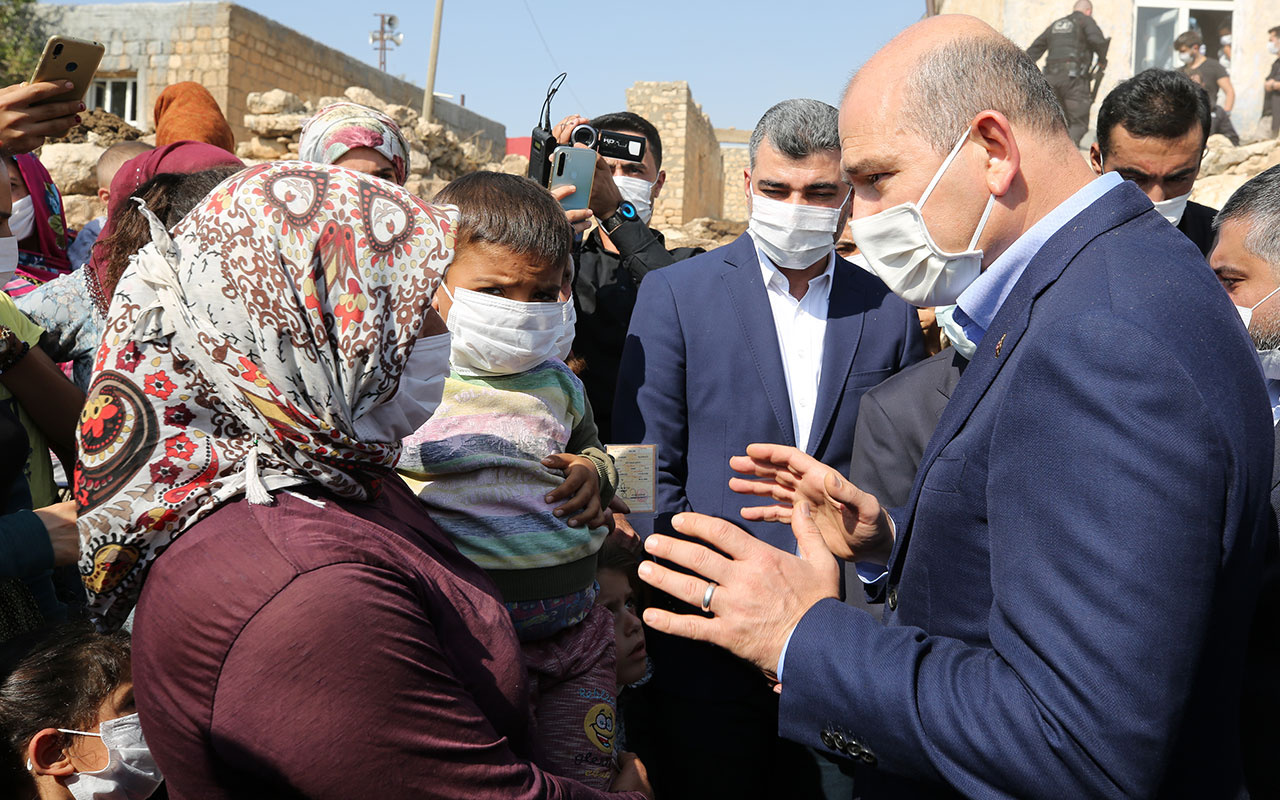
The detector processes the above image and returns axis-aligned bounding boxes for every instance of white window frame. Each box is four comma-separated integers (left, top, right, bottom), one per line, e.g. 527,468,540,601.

89,77,140,126
1132,0,1234,72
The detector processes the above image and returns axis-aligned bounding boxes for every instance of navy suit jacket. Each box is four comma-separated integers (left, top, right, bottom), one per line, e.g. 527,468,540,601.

778,182,1273,797
614,233,923,696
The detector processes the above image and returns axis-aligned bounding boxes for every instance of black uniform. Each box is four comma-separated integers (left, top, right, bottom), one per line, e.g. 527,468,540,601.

1027,10,1108,145
572,220,702,442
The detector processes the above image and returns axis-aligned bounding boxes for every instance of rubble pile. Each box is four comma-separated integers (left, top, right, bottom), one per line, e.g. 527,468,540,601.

238,87,520,197
1190,134,1280,209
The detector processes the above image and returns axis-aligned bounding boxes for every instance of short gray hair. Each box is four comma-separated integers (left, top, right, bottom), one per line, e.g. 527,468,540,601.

1215,165,1280,266
894,35,1068,155
1073,0,1092,13
748,99,839,169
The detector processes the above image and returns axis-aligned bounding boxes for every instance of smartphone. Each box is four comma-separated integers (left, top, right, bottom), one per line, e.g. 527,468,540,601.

28,36,105,106
549,146,595,211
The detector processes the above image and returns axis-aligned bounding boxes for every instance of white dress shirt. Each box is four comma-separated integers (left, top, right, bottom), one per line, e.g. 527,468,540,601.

1268,379,1280,426
750,233,835,452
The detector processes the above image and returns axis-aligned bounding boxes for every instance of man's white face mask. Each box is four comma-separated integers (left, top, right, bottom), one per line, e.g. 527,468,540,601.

9,195,34,242
1152,191,1192,227
614,176,656,226
0,235,17,286
748,190,847,270
849,128,996,307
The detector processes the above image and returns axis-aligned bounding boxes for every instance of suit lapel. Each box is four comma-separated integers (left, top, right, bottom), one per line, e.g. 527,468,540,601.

806,260,864,454
887,182,1156,578
721,235,796,446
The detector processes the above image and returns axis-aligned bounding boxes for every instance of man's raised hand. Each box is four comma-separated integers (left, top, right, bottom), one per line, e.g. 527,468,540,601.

729,442,894,564
638,503,839,678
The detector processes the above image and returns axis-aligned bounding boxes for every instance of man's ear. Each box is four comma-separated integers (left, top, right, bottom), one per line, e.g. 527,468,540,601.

1088,143,1105,176
743,168,753,212
971,111,1020,198
27,728,75,778
97,187,110,206
652,170,666,201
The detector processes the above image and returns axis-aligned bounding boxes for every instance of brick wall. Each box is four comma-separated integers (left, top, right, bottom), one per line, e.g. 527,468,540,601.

43,2,505,152
626,81,722,227
720,144,750,222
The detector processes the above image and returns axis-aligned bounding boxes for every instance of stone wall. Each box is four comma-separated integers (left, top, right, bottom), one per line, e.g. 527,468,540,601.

720,144,750,223
626,81,722,227
42,2,506,153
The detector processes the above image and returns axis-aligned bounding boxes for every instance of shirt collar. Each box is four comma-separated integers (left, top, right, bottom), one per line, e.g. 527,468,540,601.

750,234,836,294
954,171,1123,341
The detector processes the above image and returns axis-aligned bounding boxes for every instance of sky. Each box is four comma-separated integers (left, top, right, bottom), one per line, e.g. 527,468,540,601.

56,0,928,136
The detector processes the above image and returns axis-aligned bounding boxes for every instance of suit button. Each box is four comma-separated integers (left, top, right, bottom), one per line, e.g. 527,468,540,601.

861,750,878,767
820,730,836,750
887,586,898,611
844,740,864,758
830,732,847,751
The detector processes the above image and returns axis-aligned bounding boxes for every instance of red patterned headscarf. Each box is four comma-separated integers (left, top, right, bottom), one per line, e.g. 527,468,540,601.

75,162,457,628
6,153,71,295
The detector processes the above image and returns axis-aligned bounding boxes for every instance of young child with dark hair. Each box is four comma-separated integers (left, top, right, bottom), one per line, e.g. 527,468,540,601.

0,623,161,799
398,171,622,789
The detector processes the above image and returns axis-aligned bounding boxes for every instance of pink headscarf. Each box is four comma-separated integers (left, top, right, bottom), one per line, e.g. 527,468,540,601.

87,140,243,307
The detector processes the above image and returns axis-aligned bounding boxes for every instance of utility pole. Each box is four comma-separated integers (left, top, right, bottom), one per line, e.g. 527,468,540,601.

422,0,445,122
370,13,403,72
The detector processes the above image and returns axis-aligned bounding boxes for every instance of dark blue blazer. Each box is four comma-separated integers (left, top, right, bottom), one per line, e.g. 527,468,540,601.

777,182,1274,797
614,233,923,697
614,233,923,553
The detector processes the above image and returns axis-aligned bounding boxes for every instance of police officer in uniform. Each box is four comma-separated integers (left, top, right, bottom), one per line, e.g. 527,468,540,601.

1027,0,1109,145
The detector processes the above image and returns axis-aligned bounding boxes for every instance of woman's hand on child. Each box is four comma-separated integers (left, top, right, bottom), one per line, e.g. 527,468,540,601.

542,452,606,528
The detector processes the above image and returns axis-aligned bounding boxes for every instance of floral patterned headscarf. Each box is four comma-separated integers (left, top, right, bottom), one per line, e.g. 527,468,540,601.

75,162,456,628
299,102,410,186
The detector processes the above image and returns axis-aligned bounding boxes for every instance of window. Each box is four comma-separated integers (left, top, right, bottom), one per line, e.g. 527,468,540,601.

1134,1,1233,72
89,78,139,126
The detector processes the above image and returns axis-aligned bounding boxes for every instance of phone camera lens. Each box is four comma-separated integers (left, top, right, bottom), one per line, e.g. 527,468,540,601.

52,43,63,56
65,62,78,72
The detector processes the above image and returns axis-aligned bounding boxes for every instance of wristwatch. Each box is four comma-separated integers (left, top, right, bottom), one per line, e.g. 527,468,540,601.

600,201,638,236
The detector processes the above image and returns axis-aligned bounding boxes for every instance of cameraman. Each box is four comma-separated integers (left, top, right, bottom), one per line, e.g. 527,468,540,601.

552,112,703,442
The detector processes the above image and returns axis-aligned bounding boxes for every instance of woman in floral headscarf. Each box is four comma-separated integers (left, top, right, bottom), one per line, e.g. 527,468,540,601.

299,101,410,185
81,162,646,798
4,153,71,296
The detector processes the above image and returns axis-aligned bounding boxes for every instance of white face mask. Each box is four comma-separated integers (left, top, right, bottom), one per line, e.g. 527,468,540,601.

443,284,575,376
353,331,451,443
1269,41,1280,56
614,176,656,226
849,129,996,307
0,236,17,285
58,713,163,800
1152,191,1192,226
9,195,34,242
934,304,978,360
1177,50,1195,65
748,191,846,270
1237,284,1280,329
555,298,577,361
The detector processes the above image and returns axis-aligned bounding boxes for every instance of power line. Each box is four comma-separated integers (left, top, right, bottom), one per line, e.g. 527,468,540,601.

520,0,586,110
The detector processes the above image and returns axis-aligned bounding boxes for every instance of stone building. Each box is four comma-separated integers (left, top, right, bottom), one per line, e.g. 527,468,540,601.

39,2,505,151
625,81,723,227
931,0,1280,140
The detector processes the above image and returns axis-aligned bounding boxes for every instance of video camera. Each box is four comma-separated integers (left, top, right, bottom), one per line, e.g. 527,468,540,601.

528,73,647,188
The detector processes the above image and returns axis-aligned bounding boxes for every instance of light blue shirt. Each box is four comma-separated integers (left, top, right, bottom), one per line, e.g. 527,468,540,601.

1268,379,1280,425
951,172,1122,345
778,172,1125,683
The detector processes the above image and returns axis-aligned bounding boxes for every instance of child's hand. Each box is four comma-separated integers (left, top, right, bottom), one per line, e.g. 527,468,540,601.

543,453,606,528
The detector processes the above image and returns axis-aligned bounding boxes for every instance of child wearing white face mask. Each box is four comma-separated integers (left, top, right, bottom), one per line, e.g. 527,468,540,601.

398,171,623,789
0,623,162,800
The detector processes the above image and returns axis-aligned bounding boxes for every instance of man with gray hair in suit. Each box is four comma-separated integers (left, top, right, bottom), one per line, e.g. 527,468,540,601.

1209,164,1280,798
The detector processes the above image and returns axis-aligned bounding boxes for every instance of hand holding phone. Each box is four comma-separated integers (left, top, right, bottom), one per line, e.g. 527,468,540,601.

0,82,83,156
28,36,104,107
550,146,595,212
